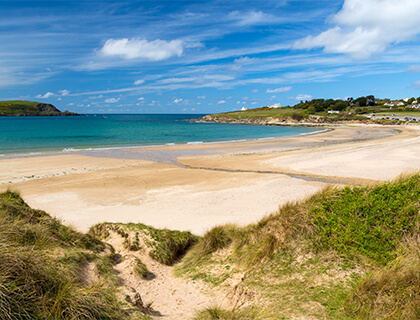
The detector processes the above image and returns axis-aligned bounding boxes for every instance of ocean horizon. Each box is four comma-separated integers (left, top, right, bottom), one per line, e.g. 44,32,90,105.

0,114,321,156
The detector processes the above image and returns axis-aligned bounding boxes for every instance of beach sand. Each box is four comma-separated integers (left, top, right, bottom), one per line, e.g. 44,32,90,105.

1,124,419,235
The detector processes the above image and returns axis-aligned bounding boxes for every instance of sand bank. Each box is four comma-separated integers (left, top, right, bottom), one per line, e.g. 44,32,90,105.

1,124,418,235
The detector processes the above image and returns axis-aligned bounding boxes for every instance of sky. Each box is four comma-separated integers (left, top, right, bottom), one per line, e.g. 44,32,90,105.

2,0,420,114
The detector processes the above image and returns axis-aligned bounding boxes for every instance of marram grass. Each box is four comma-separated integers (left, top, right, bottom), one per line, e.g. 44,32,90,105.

0,190,130,320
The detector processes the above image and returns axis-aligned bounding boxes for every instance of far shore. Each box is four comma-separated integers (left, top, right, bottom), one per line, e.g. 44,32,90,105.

1,123,420,235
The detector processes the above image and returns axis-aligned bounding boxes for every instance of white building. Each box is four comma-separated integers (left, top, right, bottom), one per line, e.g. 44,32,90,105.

241,106,248,111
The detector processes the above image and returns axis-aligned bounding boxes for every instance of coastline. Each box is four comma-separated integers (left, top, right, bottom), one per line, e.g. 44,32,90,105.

1,124,419,235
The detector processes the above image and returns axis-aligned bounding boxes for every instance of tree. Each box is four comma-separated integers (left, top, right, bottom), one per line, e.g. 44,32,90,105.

335,100,348,111
366,95,375,106
354,96,367,107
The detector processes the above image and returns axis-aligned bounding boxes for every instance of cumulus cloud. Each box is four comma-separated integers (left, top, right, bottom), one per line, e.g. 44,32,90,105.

59,89,70,96
197,96,206,99
293,94,313,101
293,0,420,59
217,100,226,104
100,38,184,61
138,97,145,101
105,97,120,103
36,92,55,99
134,79,145,85
173,98,183,103
266,86,292,93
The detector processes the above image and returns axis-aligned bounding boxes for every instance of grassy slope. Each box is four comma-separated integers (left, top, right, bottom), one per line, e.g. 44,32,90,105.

2,174,420,319
208,107,304,119
176,174,420,320
0,100,75,116
0,190,149,320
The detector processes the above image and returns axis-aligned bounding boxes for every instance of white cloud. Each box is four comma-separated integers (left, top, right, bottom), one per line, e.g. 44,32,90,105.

229,10,274,26
173,98,183,103
408,65,420,73
409,81,420,89
134,79,145,85
100,38,184,61
36,92,55,99
252,89,258,93
217,100,226,104
138,97,145,101
293,94,313,101
233,56,256,64
105,97,120,103
197,96,206,99
59,89,70,96
89,95,103,99
293,0,420,59
266,86,292,93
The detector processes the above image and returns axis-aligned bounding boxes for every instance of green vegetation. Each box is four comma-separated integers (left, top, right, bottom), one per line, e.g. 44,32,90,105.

0,100,79,116
203,95,420,124
134,258,149,279
207,106,306,120
194,306,264,320
176,174,420,319
90,222,199,265
0,190,147,319
3,173,420,319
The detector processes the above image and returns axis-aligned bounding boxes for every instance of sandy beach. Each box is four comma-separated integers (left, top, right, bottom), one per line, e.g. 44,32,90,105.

1,124,419,235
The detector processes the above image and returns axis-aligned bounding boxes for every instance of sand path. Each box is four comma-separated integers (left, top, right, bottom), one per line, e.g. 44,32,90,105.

105,231,218,319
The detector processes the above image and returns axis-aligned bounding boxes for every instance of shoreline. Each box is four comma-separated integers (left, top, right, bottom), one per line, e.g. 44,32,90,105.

1,124,419,235
0,125,326,160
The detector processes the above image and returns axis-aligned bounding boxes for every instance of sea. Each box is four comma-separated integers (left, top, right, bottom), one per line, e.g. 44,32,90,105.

0,114,321,156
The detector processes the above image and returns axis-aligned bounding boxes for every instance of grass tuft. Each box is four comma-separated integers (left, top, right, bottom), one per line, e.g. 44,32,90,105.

347,236,420,320
193,306,263,320
134,258,149,279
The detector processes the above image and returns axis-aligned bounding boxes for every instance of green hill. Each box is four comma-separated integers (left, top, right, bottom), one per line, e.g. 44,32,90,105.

0,100,79,116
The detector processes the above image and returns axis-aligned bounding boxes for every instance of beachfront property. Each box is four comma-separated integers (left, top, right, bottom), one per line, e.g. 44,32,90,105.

241,106,248,111
384,101,405,107
328,110,340,114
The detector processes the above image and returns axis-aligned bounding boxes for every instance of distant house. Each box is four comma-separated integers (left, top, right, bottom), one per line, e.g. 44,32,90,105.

384,101,405,107
267,103,281,108
407,104,420,109
328,110,340,114
241,106,248,111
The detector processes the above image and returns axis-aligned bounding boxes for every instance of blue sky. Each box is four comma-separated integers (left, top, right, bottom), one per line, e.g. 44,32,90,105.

2,0,420,114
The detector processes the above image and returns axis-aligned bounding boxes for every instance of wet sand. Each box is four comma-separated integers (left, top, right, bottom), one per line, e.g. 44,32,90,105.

1,124,419,235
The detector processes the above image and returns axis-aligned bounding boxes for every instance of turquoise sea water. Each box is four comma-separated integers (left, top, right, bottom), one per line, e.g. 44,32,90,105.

0,114,320,156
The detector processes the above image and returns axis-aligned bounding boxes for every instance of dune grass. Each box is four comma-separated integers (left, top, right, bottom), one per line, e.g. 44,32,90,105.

134,258,149,279
176,174,420,319
3,173,420,320
90,222,199,265
193,306,264,320
0,190,148,320
347,236,420,319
